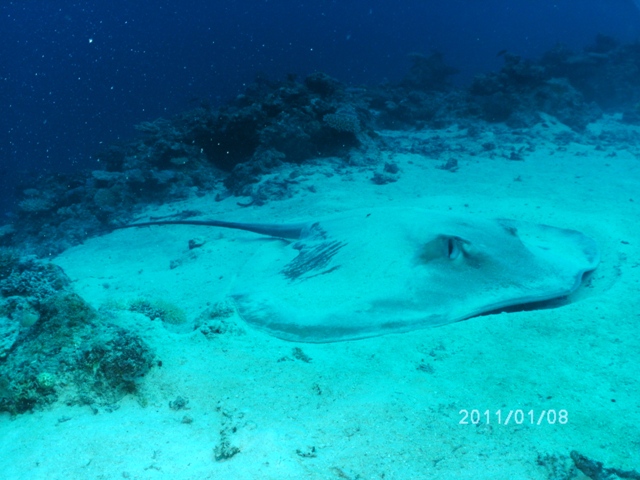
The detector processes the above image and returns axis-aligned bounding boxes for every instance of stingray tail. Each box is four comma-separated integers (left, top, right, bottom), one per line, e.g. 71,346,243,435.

113,219,306,239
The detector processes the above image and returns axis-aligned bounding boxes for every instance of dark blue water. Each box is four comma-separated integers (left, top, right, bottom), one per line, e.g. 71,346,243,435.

1,0,639,214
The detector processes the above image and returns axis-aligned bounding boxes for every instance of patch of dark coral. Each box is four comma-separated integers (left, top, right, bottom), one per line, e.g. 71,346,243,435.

0,253,154,414
208,72,371,171
0,253,69,301
467,52,602,129
542,35,640,111
466,36,640,128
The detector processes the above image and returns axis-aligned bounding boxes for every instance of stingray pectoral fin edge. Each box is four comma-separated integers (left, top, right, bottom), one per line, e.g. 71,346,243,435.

230,293,452,343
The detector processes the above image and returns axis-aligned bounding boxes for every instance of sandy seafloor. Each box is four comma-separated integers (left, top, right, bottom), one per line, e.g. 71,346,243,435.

1,114,639,479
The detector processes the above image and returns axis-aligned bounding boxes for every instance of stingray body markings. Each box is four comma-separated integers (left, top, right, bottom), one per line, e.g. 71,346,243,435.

115,208,599,342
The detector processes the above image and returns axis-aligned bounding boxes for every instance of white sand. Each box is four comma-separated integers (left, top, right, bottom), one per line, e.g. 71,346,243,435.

1,115,639,479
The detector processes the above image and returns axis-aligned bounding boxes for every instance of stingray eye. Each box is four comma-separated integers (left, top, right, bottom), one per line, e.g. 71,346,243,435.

447,237,461,260
418,235,470,264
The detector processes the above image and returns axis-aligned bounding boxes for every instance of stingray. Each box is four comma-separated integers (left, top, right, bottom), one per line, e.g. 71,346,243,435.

115,208,599,342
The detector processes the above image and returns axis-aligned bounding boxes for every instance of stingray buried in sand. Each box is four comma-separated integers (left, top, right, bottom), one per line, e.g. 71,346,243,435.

115,207,599,343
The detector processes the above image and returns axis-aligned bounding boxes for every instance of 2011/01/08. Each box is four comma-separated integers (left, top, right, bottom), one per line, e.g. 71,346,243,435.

459,409,568,425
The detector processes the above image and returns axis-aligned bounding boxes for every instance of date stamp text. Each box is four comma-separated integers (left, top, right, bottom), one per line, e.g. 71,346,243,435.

459,409,568,425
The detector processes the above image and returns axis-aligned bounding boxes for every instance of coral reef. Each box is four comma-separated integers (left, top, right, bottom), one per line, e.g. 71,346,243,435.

75,326,154,403
3,35,640,256
468,52,601,128
0,253,69,301
127,297,188,333
0,255,154,414
195,300,245,339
